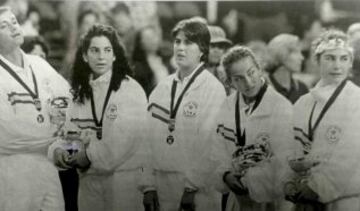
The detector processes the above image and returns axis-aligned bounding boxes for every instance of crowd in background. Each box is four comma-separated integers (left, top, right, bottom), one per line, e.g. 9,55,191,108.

1,0,360,211
7,0,359,94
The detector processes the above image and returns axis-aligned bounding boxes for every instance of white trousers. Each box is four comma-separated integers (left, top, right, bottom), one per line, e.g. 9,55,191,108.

0,154,65,211
78,169,143,211
155,170,221,211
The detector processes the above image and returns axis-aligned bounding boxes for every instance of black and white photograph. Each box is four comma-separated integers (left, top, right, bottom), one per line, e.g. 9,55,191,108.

0,0,360,211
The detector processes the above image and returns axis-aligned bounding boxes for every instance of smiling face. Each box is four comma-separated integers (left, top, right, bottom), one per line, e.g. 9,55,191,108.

0,10,24,51
318,48,352,85
173,30,203,72
229,57,263,97
83,36,116,78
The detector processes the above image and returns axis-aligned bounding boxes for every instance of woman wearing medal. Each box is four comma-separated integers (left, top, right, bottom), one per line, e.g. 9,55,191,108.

213,46,294,211
0,6,71,210
285,29,360,210
51,24,154,211
147,19,226,211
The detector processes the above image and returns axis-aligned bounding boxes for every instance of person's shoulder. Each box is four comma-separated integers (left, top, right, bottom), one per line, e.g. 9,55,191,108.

267,86,293,110
202,69,227,94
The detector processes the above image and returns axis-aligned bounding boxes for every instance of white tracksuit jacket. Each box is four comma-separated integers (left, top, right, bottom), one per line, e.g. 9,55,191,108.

53,71,149,211
293,80,360,211
147,66,226,211
214,85,294,211
0,53,70,211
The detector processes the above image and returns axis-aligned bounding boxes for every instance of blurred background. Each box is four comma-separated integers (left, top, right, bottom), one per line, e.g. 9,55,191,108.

4,0,360,87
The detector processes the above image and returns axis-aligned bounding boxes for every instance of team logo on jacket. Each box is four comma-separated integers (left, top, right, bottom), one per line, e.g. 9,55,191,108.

183,101,198,118
326,125,342,144
106,104,118,120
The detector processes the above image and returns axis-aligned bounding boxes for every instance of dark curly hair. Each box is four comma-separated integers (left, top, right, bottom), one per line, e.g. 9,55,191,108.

71,24,132,104
172,18,210,63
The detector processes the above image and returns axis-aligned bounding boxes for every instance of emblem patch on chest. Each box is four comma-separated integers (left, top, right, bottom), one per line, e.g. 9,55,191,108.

325,125,342,144
183,101,198,118
106,104,118,120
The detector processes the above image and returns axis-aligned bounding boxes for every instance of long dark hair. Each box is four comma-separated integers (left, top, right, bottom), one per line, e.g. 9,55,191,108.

71,24,132,104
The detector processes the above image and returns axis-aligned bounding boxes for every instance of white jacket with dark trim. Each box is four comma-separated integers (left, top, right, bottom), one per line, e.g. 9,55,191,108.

294,80,360,209
147,68,226,190
213,86,294,203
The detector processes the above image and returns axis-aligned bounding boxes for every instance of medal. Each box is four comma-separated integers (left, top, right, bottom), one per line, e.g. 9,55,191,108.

167,64,206,145
166,135,174,145
34,98,41,111
96,130,102,140
37,114,44,123
90,82,113,141
0,59,41,112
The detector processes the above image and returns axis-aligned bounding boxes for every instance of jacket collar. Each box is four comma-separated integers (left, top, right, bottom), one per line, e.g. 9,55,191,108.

238,83,273,117
89,70,112,88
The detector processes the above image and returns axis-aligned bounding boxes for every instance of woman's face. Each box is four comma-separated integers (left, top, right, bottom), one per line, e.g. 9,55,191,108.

173,30,203,71
141,28,160,53
83,36,115,78
282,46,304,72
318,48,352,85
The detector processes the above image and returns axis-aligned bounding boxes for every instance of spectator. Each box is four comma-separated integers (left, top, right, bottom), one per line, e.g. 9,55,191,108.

132,25,173,98
207,25,233,95
110,2,135,59
267,33,308,104
21,36,49,59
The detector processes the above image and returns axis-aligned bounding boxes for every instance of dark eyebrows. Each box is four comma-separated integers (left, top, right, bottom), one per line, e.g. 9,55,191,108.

246,66,255,74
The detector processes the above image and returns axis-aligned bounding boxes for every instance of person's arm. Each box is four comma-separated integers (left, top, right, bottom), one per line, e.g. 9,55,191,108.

241,101,294,202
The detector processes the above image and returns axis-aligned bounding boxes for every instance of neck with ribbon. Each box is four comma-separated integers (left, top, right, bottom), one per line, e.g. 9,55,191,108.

235,83,267,146
166,64,205,145
307,79,347,144
90,82,113,140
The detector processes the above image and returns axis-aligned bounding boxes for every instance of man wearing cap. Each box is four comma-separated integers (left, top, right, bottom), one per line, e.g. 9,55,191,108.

207,25,233,95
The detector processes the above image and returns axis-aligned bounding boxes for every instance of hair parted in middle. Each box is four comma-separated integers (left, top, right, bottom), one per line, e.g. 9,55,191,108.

171,18,210,63
71,24,132,104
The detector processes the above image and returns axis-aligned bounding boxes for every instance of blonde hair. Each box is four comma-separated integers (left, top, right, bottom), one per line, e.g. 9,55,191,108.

268,34,300,67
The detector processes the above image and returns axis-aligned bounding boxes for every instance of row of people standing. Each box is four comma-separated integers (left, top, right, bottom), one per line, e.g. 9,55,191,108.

0,5,359,211
53,18,360,211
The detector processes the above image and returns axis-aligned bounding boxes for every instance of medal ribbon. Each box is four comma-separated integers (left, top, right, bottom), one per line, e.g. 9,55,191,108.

0,58,40,110
90,82,113,140
308,79,347,141
235,84,267,146
169,64,205,132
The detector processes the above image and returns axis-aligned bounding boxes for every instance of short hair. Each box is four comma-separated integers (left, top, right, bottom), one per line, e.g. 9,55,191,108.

111,2,130,15
268,34,300,67
222,45,261,80
77,9,99,26
347,23,360,38
21,36,49,57
172,18,210,63
312,29,353,61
